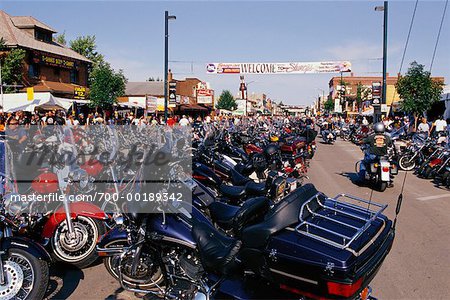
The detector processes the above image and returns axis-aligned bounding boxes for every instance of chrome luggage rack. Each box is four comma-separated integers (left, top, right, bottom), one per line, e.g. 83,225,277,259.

295,192,387,251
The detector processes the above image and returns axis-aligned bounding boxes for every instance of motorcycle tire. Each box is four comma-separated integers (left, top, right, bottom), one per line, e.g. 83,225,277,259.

445,172,450,188
421,166,434,179
398,155,416,171
377,181,387,192
103,240,164,290
1,248,49,300
50,216,106,269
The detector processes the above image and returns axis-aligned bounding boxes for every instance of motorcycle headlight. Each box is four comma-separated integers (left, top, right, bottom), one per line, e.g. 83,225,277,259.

69,169,90,189
3,193,28,215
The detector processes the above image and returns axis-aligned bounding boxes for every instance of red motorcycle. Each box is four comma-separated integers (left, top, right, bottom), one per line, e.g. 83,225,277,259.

3,128,110,268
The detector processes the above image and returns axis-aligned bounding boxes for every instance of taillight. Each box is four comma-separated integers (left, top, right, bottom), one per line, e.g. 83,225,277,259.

327,277,363,298
279,284,327,300
382,166,390,172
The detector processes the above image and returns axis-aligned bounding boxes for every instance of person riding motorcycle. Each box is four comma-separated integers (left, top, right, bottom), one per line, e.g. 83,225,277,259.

321,119,335,142
358,122,394,186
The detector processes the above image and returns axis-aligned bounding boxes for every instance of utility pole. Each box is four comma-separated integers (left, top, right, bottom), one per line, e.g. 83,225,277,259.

375,1,388,123
382,1,388,111
164,11,176,123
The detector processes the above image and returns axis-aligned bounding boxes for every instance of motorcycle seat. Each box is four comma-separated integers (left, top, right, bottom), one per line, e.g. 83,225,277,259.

208,197,270,234
219,183,247,199
192,221,241,275
234,162,254,177
241,184,320,248
245,181,267,196
229,168,252,186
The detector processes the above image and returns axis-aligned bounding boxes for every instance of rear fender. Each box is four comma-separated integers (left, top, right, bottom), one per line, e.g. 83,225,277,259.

1,236,51,261
429,158,442,167
380,160,391,182
42,202,107,238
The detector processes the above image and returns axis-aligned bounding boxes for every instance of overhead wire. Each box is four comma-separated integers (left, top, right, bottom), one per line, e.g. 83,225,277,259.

389,0,419,113
399,0,419,74
429,0,448,72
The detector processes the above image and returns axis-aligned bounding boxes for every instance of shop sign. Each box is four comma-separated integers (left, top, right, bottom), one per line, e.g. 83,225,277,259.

146,95,157,113
34,51,76,69
169,81,177,106
197,89,213,104
74,86,86,100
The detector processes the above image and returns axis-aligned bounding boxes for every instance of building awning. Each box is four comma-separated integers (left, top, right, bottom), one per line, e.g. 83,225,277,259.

21,80,89,96
1,92,76,112
116,102,145,108
179,104,208,111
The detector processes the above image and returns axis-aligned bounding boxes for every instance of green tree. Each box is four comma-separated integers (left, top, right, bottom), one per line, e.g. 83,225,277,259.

54,32,67,45
216,90,237,110
324,97,334,112
89,61,127,109
0,38,26,93
69,35,104,67
396,61,444,129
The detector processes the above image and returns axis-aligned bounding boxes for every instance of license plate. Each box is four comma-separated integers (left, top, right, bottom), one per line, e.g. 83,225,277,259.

290,181,297,192
277,182,286,197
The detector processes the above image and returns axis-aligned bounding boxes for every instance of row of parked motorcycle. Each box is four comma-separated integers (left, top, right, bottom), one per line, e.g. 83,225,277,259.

322,121,450,189
1,121,401,300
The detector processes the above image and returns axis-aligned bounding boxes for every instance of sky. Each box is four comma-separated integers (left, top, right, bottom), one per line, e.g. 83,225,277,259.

1,0,449,105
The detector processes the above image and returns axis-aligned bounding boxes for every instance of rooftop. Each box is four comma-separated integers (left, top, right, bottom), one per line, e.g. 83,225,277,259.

0,10,91,63
125,82,164,96
10,16,56,33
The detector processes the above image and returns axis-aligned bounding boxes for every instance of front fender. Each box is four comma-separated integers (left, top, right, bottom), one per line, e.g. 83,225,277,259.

1,236,51,262
42,202,108,238
97,226,128,249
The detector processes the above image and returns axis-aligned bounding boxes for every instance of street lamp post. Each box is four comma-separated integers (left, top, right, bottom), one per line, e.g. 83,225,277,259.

164,11,176,123
0,60,3,113
375,1,388,123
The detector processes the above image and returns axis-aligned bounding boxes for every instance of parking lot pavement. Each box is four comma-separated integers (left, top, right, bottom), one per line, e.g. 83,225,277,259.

48,139,450,300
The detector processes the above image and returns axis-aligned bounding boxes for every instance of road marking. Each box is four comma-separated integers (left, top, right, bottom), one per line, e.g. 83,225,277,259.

416,194,450,201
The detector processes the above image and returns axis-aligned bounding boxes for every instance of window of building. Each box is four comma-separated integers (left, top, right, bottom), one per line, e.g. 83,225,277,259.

28,64,40,78
70,70,79,84
35,30,52,43
54,68,60,77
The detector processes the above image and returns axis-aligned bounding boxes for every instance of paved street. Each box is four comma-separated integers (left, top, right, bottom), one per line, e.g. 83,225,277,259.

47,140,450,300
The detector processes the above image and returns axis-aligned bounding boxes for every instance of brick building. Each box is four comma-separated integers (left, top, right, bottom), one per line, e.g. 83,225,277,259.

328,73,445,113
0,10,91,98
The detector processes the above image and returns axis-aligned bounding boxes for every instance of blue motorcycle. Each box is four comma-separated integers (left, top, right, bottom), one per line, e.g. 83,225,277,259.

97,177,400,300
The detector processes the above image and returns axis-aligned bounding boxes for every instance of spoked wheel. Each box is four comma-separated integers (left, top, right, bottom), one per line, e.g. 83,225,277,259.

0,248,49,300
398,155,416,171
103,241,164,290
51,216,106,268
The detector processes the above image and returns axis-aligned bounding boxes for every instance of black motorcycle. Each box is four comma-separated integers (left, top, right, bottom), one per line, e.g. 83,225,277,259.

0,210,50,300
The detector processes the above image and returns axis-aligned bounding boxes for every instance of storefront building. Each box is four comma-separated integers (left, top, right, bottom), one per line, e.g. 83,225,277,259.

328,73,445,114
0,10,91,99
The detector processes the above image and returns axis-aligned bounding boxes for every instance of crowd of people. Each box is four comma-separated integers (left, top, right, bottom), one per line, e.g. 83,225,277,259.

316,114,450,137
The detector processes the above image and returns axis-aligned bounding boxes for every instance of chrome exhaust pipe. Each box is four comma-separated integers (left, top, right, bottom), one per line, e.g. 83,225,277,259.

96,246,129,256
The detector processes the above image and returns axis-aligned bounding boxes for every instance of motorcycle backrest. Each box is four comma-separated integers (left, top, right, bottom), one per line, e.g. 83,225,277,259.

241,183,319,248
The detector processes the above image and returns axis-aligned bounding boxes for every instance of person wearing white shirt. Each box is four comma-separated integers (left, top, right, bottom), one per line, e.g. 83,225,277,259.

433,116,447,133
362,117,369,126
179,115,190,126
